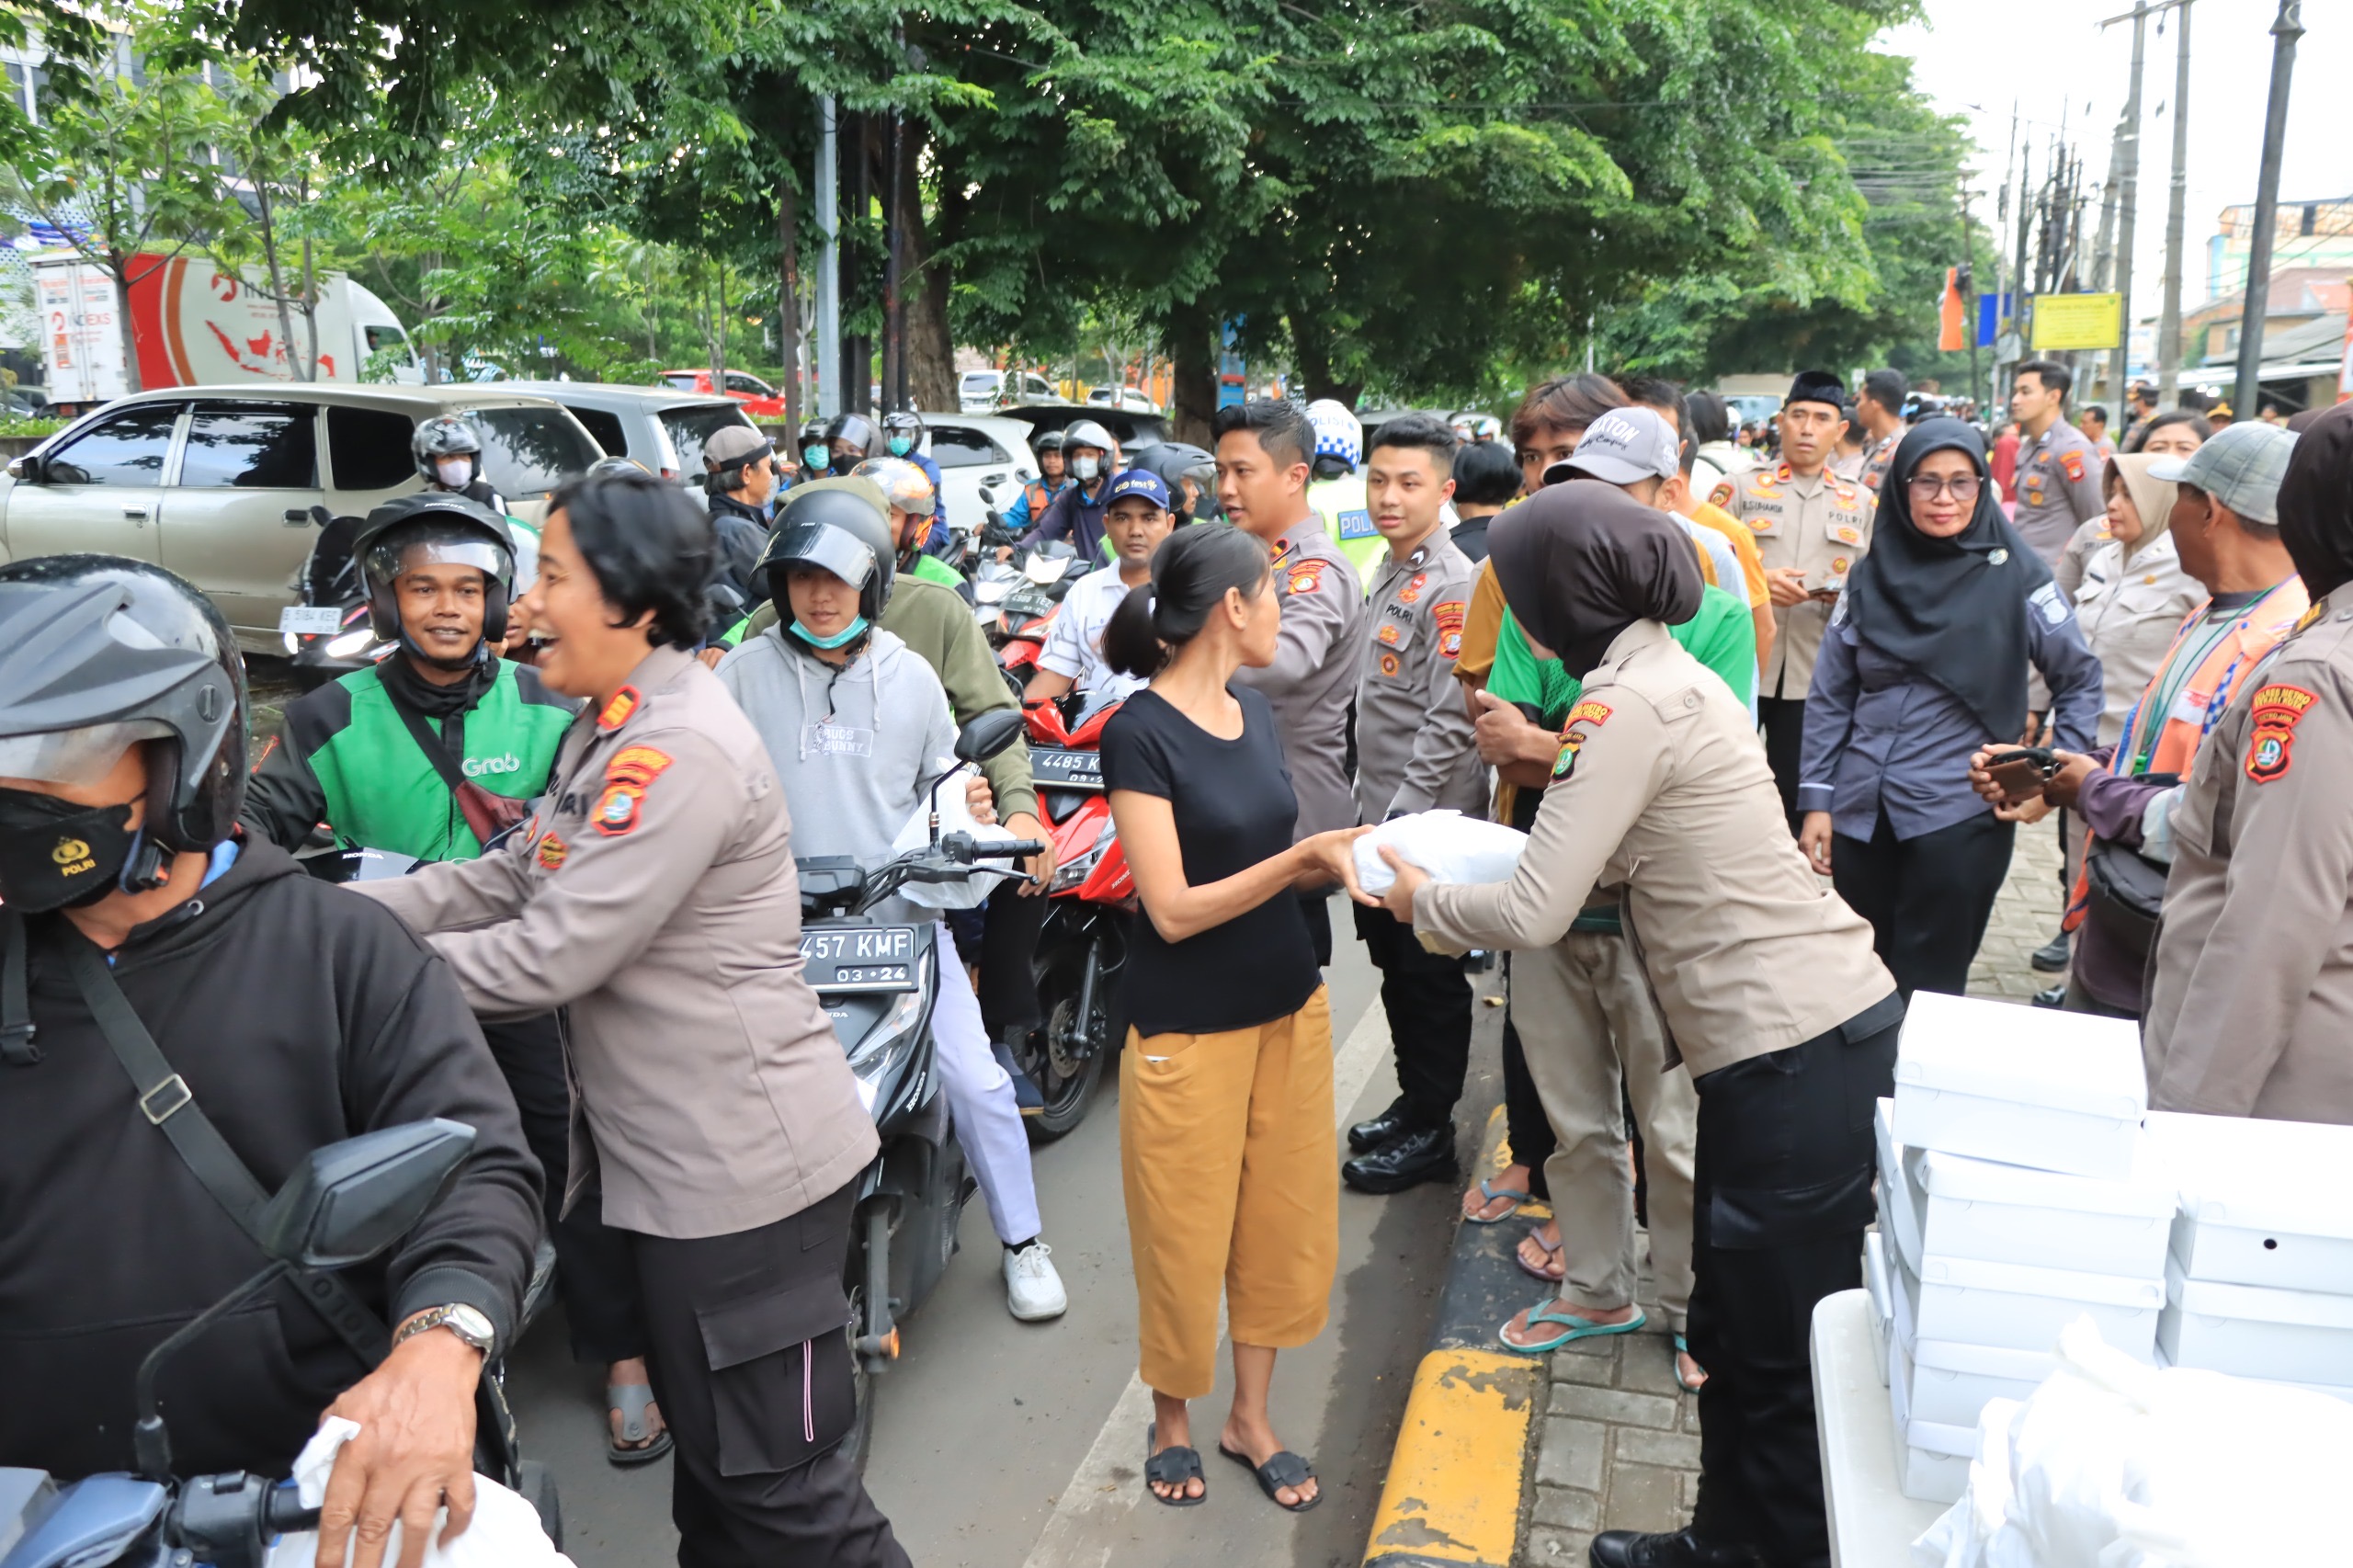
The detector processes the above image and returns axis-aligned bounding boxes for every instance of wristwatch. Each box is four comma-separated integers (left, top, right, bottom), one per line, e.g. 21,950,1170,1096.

393,1302,496,1358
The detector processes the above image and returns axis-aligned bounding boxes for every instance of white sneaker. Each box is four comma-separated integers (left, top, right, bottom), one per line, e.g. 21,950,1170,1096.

1004,1241,1068,1322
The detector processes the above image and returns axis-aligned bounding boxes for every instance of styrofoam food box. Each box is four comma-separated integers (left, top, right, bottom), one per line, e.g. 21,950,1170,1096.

1910,1141,2176,1279
2159,1251,2353,1386
1892,991,2145,1179
2154,1342,2353,1405
1899,1245,2162,1358
1887,1332,1976,1504
2148,1110,2353,1293
1903,1335,2054,1429
1875,1098,1924,1271
1864,1230,1893,1387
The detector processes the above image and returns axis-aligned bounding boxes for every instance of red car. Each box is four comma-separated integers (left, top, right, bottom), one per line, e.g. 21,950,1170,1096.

657,369,788,419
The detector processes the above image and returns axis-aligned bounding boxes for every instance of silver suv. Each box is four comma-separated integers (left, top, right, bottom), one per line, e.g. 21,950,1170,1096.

0,384,603,653
496,381,762,482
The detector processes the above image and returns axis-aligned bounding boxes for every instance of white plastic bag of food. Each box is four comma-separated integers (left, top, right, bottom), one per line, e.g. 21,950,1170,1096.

265,1417,573,1568
1351,810,1528,896
1912,1316,2353,1567
889,760,1022,910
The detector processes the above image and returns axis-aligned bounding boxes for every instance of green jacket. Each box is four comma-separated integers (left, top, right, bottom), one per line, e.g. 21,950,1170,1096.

1486,585,1756,723
242,658,578,862
731,572,1039,821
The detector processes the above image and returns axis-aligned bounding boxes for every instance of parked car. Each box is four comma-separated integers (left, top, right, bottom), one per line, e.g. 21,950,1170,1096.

0,383,603,654
960,369,1063,412
922,411,1041,535
659,369,789,418
1002,403,1169,455
1086,386,1159,415
500,381,761,483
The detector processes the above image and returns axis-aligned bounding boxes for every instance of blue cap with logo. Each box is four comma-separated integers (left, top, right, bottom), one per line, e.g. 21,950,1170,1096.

1104,469,1172,509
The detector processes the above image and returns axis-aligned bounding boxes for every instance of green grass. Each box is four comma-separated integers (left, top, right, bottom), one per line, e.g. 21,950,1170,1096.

0,416,67,440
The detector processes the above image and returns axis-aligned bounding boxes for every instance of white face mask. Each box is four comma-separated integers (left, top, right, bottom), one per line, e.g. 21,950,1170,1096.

435,457,472,489
1071,454,1100,482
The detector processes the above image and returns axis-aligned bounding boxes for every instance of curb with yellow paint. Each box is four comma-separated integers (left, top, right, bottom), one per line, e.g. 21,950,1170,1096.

1364,1106,1547,1568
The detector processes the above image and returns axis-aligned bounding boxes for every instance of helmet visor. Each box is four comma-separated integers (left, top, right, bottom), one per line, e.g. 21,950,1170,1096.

767,521,878,593
0,720,171,786
367,536,510,589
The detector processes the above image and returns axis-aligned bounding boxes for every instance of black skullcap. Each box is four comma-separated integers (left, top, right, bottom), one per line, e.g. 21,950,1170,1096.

1785,369,1847,413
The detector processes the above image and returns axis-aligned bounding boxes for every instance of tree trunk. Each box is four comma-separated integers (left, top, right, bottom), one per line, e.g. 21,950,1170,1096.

255,184,306,382
1290,323,1359,406
712,262,727,390
1170,302,1218,447
778,177,801,432
898,128,958,414
111,258,142,395
300,231,320,381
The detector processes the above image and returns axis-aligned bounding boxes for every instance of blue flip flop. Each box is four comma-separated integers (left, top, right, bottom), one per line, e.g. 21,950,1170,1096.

1463,1176,1534,1224
1673,1334,1708,1393
1498,1302,1647,1355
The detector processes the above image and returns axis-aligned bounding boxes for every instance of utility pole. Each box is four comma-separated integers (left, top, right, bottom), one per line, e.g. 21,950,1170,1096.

2157,1,2193,406
2234,0,2305,419
1958,181,1982,403
815,97,841,419
2098,3,2153,416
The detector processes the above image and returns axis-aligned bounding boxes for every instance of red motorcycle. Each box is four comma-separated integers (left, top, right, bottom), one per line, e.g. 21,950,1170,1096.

1013,695,1132,1142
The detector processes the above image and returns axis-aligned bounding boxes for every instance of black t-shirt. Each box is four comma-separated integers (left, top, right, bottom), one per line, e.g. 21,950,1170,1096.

1101,685,1321,1036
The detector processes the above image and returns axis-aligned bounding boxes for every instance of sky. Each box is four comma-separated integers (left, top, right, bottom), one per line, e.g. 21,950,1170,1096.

1883,0,2353,326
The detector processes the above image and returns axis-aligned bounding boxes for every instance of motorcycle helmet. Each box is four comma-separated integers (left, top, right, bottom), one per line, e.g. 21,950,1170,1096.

824,412,882,465
1031,429,1065,458
755,482,897,623
881,409,925,459
586,455,651,479
348,493,517,648
413,415,485,488
0,556,249,882
1449,410,1502,444
1306,399,1362,477
851,456,938,524
1061,418,1116,460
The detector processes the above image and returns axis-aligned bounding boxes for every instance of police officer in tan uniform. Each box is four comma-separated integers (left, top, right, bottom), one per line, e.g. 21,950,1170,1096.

1711,369,1875,829
1341,414,1485,1194
1219,398,1370,966
356,472,911,1568
2143,406,2353,1125
1377,483,1897,1568
2006,358,2107,564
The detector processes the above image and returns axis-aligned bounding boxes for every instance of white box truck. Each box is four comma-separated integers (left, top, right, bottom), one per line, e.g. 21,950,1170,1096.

35,252,423,411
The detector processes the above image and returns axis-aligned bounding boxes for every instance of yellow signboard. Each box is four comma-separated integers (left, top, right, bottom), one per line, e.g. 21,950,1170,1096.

2030,293,2123,352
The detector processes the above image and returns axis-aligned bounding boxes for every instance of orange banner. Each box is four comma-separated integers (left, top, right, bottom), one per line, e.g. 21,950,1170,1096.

1938,268,1967,354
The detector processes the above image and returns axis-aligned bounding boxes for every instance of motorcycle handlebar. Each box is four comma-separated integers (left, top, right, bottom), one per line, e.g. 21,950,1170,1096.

979,840,1046,858
267,1489,324,1533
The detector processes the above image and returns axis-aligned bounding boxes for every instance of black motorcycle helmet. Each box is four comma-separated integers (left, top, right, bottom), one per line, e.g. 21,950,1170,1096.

347,493,518,648
753,481,898,625
0,555,249,860
413,415,485,488
824,412,881,468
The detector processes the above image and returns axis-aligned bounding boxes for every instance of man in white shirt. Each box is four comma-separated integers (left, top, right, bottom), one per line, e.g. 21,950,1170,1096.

1024,469,1176,718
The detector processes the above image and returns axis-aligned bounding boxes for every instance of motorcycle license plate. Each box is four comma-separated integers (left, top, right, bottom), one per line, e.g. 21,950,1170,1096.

799,925,920,992
1029,748,1103,790
278,605,344,635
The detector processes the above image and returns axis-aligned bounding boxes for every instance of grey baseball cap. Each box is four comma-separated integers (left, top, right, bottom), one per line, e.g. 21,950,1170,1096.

2148,421,2299,526
1563,406,1680,486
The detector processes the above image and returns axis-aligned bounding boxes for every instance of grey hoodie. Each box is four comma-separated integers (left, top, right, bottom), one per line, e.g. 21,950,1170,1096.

715,624,958,925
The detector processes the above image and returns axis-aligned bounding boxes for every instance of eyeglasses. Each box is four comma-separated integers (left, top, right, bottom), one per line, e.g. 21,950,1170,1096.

1906,475,1983,502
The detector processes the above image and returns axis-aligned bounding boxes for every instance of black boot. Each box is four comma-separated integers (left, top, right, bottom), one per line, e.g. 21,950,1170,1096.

1347,1095,1413,1153
1342,1123,1457,1194
1587,1528,1760,1568
2030,932,2071,972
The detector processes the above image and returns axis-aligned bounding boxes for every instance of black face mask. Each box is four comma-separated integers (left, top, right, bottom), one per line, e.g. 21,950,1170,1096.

0,789,148,912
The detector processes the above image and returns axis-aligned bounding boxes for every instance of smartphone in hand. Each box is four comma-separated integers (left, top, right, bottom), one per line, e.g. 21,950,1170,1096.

1982,745,2060,803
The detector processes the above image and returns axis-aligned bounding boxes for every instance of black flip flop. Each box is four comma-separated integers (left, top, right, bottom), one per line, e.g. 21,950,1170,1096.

1218,1442,1321,1513
1144,1423,1207,1506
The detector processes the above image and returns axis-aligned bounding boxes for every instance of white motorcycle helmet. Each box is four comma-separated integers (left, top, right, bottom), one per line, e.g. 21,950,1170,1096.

1305,398,1362,478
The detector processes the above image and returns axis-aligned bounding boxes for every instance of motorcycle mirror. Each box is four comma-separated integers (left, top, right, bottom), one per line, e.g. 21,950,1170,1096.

255,1119,478,1271
954,709,1027,765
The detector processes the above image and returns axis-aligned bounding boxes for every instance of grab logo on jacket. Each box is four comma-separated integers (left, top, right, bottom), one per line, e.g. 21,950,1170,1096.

462,753,523,778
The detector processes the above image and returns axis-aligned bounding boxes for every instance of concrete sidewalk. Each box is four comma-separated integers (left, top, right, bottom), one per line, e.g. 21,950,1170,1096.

1515,821,2067,1565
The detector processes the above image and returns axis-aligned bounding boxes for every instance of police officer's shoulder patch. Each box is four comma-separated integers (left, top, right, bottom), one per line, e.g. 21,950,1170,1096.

1286,558,1331,595
536,832,569,870
1432,599,1466,659
607,745,676,786
593,781,646,836
2060,449,2086,483
597,685,642,732
1708,481,1734,509
2245,683,2320,783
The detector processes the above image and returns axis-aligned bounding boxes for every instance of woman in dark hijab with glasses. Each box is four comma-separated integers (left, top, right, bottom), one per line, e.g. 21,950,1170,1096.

1798,418,2104,999
1377,482,1899,1568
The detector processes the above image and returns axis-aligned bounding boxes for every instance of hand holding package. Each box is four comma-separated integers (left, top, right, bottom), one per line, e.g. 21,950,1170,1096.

890,760,1020,910
1352,810,1528,896
266,1417,572,1568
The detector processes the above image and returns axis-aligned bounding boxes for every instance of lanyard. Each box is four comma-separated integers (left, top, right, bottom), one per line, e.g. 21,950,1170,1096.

2124,584,2284,775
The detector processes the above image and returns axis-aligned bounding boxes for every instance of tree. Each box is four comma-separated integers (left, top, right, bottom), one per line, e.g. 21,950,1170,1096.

206,57,331,380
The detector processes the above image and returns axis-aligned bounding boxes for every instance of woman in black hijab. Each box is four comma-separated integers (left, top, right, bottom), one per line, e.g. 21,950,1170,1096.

1378,481,1903,1568
1799,418,2105,998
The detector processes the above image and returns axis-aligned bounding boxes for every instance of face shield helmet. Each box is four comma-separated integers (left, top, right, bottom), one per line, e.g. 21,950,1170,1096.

881,409,925,459
348,494,517,652
753,486,899,625
413,415,485,490
824,413,882,470
1061,419,1116,484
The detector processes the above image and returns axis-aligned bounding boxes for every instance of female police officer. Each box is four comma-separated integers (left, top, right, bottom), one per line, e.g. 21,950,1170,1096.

1376,483,1898,1568
353,471,909,1567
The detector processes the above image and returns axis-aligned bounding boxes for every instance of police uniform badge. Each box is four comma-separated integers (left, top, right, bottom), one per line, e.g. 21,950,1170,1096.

1398,572,1427,607
1432,600,1466,660
2060,449,2086,484
593,744,676,835
1286,558,1328,595
1708,481,1734,509
536,833,570,870
1378,651,1402,679
2245,684,2318,783
597,685,642,732
1550,700,1611,779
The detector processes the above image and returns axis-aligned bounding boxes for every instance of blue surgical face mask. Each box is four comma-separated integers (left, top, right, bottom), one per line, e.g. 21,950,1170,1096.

792,615,870,650
887,436,915,457
802,445,829,471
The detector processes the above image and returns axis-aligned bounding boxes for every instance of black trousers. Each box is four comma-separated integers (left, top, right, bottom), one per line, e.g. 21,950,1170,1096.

1352,902,1472,1128
1686,1006,1901,1568
478,1013,646,1365
976,882,1050,1037
1756,697,1807,836
1300,889,1334,969
1831,808,2014,1000
1498,969,1553,1202
630,1185,911,1568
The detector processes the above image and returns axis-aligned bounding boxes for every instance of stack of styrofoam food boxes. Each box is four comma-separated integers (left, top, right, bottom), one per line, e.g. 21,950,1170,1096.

2146,1110,2353,1404
1874,993,2175,1504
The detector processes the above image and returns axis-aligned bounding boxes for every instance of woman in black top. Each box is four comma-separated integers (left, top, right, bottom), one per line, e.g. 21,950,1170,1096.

1100,525,1368,1513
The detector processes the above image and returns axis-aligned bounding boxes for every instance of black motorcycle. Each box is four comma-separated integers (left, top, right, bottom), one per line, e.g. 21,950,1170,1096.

793,710,1039,1471
278,506,392,692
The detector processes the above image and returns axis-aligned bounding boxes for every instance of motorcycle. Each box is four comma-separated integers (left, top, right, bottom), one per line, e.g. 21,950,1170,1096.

793,710,1040,1470
0,1119,562,1568
277,507,392,692
1010,695,1134,1142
